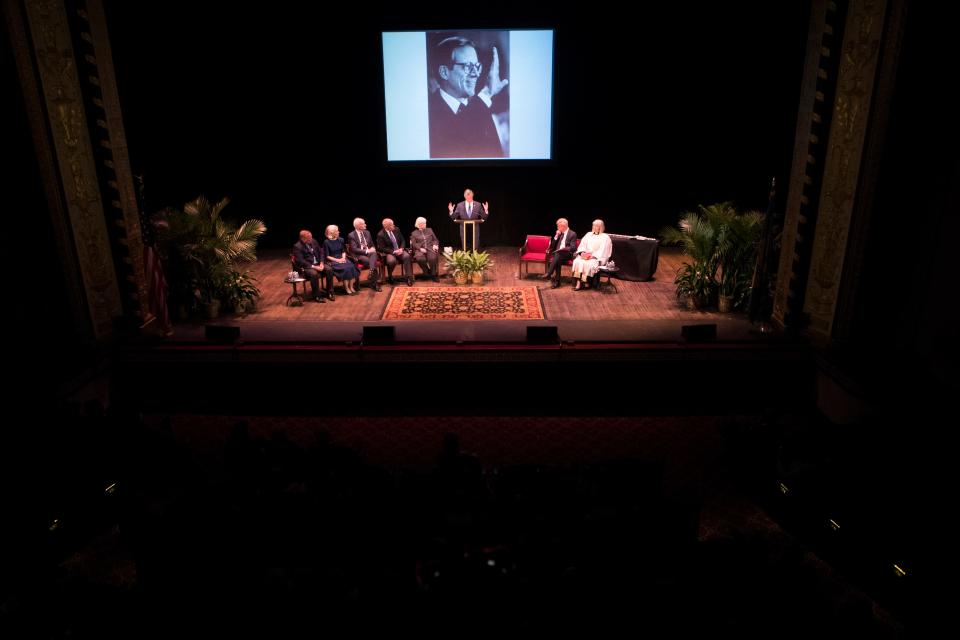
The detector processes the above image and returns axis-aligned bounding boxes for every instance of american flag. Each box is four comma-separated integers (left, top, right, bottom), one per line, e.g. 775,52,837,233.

748,177,777,324
136,175,172,335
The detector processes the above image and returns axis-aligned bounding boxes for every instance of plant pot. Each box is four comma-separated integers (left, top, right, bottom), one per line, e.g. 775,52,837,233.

232,300,246,316
684,294,708,311
454,271,468,285
718,295,733,313
203,300,221,319
471,271,484,285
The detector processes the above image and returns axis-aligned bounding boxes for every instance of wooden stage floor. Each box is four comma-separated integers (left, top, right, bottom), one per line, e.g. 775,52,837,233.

171,246,769,344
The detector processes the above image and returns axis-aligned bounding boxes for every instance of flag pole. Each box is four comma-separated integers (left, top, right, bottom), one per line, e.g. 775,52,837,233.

749,177,777,333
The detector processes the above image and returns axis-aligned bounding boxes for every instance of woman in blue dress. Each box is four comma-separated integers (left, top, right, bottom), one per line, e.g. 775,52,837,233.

323,225,361,295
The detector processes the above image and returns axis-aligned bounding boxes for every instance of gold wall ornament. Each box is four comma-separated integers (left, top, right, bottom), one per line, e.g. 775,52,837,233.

773,0,896,341
803,0,887,338
21,0,122,338
13,0,154,337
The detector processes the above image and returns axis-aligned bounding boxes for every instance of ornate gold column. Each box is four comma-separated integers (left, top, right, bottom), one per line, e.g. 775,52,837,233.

5,0,151,340
803,0,887,340
773,0,901,344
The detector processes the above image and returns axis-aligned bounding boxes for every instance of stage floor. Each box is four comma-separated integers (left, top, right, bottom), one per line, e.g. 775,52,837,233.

172,246,766,344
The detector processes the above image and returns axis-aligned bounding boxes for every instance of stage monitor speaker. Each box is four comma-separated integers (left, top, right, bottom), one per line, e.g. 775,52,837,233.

681,323,717,342
205,324,241,343
527,325,559,344
363,325,395,345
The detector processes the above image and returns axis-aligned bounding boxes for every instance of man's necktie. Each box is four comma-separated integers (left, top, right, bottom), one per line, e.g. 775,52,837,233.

467,202,472,219
359,232,366,251
389,231,398,250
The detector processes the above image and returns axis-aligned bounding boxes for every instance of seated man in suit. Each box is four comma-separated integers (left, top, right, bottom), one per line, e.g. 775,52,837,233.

376,218,414,286
410,216,441,282
541,217,578,289
292,229,334,302
346,217,382,292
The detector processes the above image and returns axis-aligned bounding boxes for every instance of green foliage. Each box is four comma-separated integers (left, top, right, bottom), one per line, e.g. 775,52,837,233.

223,269,261,307
467,250,492,273
443,249,491,276
660,201,762,309
715,209,763,308
443,250,473,277
660,205,721,305
674,263,714,302
157,195,266,310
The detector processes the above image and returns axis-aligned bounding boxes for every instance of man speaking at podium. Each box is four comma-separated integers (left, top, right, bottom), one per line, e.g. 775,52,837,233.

448,188,489,250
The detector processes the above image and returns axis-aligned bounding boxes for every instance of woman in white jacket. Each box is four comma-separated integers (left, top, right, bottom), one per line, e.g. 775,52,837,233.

571,219,612,290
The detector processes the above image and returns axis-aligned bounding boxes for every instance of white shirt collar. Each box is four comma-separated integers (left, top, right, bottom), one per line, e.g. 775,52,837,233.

439,88,467,114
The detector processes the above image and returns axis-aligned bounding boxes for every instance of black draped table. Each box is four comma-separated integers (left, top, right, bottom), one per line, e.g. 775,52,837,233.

607,234,659,281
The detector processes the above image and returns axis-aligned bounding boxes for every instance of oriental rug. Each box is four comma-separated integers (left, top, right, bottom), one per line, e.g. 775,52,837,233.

381,286,545,321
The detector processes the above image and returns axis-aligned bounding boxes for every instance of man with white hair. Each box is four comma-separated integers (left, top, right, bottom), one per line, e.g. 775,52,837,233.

410,217,441,282
542,217,578,289
346,217,381,292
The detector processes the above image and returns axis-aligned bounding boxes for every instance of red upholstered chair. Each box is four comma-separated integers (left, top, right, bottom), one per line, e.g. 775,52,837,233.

518,235,551,278
350,257,390,288
343,257,390,292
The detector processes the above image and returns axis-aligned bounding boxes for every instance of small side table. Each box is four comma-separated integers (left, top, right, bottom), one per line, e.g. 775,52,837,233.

595,266,620,292
285,275,308,306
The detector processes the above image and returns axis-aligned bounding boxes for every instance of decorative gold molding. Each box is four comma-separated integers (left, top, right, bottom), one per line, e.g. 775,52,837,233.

86,0,151,326
804,0,887,338
773,0,832,328
24,0,122,338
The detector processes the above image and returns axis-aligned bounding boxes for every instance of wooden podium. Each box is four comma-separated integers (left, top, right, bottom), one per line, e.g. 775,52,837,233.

454,219,483,252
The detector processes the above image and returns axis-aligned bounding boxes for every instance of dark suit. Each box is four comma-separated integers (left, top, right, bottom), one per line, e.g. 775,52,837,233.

428,89,503,159
376,228,413,281
545,229,579,285
292,239,333,299
410,227,440,278
346,229,380,284
449,199,488,250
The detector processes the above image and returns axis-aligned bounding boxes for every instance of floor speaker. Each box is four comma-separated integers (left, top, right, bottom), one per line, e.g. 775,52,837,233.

527,325,559,344
205,324,240,342
681,323,717,342
363,325,395,345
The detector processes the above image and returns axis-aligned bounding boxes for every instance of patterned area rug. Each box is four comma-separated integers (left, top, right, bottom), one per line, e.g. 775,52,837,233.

381,286,545,320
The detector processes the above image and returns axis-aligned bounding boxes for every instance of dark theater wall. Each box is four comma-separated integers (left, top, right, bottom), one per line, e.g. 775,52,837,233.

101,1,809,250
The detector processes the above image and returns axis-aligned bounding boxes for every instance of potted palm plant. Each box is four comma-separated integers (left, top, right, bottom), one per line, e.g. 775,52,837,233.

660,206,720,309
157,195,266,318
714,209,763,312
